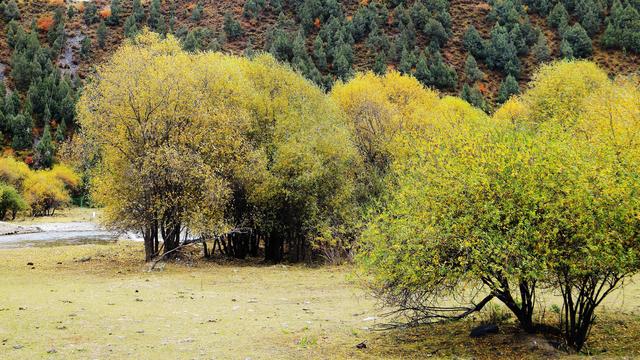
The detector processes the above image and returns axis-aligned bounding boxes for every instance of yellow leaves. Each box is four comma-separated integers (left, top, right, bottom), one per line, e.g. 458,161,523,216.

0,157,31,190
492,96,527,125
330,71,441,172
49,164,81,190
22,169,74,216
78,32,360,243
515,60,609,127
0,157,79,216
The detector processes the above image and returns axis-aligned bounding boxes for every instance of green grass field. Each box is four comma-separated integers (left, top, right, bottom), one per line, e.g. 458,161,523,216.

1,241,639,359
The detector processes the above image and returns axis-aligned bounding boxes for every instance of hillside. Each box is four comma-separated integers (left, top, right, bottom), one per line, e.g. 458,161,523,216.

0,0,637,164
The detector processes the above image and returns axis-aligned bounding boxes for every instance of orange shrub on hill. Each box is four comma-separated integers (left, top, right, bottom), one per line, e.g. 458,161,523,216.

99,7,112,19
37,15,55,32
49,0,65,5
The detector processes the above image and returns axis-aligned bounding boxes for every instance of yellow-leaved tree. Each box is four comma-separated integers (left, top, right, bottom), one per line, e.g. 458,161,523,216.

356,61,640,351
78,31,359,262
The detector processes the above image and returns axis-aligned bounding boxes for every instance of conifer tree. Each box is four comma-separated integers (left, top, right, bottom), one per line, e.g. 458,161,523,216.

97,21,107,48
497,74,520,103
427,49,457,90
55,118,66,142
563,23,592,58
560,38,574,59
398,47,415,74
183,30,199,52
84,2,98,25
460,83,488,111
548,2,569,29
124,15,138,38
148,0,164,31
373,52,387,75
244,38,255,58
223,11,243,40
35,124,54,168
464,54,483,83
414,51,430,85
80,36,91,59
532,33,551,63
108,0,122,25
463,26,486,60
11,113,32,150
191,2,204,21
3,0,19,21
313,35,327,71
133,0,145,23
67,5,75,19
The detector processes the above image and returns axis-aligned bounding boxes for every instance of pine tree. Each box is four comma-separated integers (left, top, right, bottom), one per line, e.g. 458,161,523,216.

532,33,551,63
398,47,415,74
48,8,65,48
3,0,19,21
84,2,98,25
67,5,75,19
424,18,449,47
579,7,600,36
11,114,32,150
223,12,243,40
124,15,139,38
460,84,488,112
486,25,521,77
107,0,122,25
463,26,486,60
97,21,107,48
133,0,145,23
373,52,387,75
55,118,66,142
243,0,265,19
497,74,520,103
244,38,255,58
548,3,569,29
414,51,430,85
191,2,204,21
80,36,91,59
42,104,51,128
292,30,308,62
563,23,592,58
560,38,574,59
35,124,54,168
333,53,350,80
313,35,327,71
270,0,283,12
148,0,164,31
4,92,19,119
427,50,458,90
183,30,199,52
464,54,483,83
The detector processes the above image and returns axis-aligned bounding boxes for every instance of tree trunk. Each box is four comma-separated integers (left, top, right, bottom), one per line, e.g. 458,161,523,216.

265,231,283,263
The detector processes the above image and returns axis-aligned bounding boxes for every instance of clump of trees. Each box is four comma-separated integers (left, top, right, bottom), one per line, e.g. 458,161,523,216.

0,157,80,218
78,31,360,263
357,60,640,352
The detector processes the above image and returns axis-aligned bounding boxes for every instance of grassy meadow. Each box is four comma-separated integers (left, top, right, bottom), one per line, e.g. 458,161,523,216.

1,240,640,359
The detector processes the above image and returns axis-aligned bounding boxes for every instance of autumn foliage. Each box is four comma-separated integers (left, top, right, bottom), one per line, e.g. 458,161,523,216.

99,7,112,19
36,15,54,32
0,157,80,217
